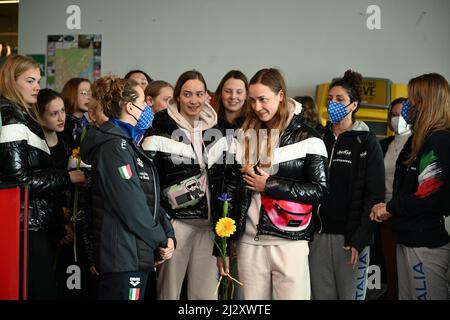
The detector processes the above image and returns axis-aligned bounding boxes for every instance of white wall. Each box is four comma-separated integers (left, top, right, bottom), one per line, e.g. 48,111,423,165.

18,0,450,97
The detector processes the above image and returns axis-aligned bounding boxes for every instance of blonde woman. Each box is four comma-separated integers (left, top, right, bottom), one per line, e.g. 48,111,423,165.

220,68,328,299
0,55,85,299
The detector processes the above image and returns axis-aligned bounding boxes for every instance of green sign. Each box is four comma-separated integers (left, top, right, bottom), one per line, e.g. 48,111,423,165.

27,54,46,77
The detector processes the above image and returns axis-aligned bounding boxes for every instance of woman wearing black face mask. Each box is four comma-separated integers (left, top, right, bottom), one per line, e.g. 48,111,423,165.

309,70,385,300
80,75,175,300
371,73,450,300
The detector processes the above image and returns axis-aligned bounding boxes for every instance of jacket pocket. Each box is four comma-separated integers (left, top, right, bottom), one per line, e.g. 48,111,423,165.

136,238,154,271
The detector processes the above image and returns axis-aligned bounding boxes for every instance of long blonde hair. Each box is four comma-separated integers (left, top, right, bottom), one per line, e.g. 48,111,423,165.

241,68,290,172
0,54,40,118
406,73,450,165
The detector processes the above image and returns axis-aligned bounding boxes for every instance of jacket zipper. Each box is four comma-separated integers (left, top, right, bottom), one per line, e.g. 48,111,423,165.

149,161,159,221
254,226,260,241
316,136,338,234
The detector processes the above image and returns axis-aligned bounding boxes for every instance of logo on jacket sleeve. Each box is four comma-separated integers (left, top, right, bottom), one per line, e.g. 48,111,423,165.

121,139,127,149
118,164,133,179
129,287,140,300
129,277,141,287
128,277,141,300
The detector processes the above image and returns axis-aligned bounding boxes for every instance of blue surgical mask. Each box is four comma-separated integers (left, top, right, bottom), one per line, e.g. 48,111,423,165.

327,100,352,123
401,100,417,125
133,103,154,131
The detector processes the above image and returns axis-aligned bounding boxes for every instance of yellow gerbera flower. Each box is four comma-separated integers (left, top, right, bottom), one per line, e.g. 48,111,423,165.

72,147,80,159
215,217,236,238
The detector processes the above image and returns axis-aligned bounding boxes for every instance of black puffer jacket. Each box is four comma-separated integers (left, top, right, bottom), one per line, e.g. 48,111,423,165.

0,98,71,230
142,106,227,222
224,102,329,242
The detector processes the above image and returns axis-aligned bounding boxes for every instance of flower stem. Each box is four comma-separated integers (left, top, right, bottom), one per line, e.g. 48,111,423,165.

222,200,228,218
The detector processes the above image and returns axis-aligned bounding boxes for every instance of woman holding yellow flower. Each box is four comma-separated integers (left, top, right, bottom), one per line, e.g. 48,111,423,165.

219,68,328,299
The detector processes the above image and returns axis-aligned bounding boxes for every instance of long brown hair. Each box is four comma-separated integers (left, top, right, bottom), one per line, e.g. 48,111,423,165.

61,77,90,114
0,54,40,117
241,68,289,172
406,73,450,165
172,70,207,106
215,70,249,123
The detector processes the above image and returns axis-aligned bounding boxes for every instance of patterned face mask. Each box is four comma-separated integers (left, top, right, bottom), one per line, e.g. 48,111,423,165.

327,100,352,123
133,104,154,131
401,100,417,125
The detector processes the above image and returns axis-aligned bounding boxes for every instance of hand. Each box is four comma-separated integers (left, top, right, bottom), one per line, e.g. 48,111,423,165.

60,224,74,244
69,169,86,186
343,246,359,269
217,256,230,276
159,238,175,261
243,167,269,192
90,265,99,275
370,203,392,222
154,259,165,267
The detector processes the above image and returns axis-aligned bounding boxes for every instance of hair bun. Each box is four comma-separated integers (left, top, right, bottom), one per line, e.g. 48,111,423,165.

342,69,363,88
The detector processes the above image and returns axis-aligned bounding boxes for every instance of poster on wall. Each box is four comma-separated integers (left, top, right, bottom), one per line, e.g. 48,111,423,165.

27,54,46,77
47,34,101,92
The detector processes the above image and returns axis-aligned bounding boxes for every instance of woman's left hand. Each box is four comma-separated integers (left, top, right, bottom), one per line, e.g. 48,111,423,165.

243,167,269,192
343,246,359,269
370,203,392,222
159,238,175,260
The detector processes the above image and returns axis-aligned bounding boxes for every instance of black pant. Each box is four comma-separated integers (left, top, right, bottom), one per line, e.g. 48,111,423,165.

97,271,148,300
28,230,57,300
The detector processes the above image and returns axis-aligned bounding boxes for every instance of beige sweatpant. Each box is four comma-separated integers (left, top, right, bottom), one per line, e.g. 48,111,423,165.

157,219,218,300
236,240,311,300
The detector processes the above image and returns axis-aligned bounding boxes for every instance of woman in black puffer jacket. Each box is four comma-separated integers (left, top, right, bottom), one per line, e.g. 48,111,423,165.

220,68,328,300
142,70,228,300
0,55,85,299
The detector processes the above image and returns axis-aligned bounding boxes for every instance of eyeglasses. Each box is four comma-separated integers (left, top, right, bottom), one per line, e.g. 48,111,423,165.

79,90,92,97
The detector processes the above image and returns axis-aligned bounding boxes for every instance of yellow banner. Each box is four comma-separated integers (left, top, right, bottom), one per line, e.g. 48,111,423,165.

360,79,389,106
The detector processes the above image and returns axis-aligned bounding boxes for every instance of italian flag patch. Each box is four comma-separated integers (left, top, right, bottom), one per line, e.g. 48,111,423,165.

129,287,140,300
118,164,132,180
415,150,443,198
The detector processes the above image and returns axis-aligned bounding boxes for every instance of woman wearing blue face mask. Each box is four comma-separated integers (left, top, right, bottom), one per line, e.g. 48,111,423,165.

371,73,450,300
309,70,385,300
80,75,175,300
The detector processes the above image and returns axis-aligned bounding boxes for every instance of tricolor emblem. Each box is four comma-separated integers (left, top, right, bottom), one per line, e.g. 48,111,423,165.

129,287,140,300
118,164,132,180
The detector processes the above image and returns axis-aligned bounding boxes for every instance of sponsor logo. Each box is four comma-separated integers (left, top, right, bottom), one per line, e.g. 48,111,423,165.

337,150,351,156
129,277,141,287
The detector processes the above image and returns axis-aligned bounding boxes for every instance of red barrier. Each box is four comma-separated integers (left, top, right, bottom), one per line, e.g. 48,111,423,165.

0,185,28,300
